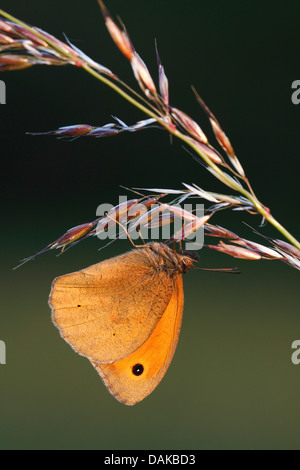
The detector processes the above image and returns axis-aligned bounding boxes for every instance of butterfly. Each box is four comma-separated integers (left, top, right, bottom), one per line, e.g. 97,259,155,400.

49,242,197,405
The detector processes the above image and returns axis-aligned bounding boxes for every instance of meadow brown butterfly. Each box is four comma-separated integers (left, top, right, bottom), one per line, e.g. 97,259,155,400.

49,242,197,405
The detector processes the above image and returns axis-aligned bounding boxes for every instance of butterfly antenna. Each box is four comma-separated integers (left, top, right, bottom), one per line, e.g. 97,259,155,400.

195,266,241,274
105,212,146,248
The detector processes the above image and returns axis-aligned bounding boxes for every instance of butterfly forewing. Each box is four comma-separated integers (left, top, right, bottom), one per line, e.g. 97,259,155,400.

49,248,175,364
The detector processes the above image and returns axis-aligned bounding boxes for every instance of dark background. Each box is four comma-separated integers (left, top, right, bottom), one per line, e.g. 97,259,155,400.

0,0,299,449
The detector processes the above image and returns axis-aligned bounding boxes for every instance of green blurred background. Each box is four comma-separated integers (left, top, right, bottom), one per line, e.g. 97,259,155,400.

1,0,300,450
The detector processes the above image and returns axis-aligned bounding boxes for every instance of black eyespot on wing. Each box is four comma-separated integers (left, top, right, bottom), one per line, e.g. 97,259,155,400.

132,363,144,376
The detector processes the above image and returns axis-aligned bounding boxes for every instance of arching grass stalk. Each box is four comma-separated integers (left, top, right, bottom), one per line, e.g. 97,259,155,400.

1,2,299,269
82,65,300,252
